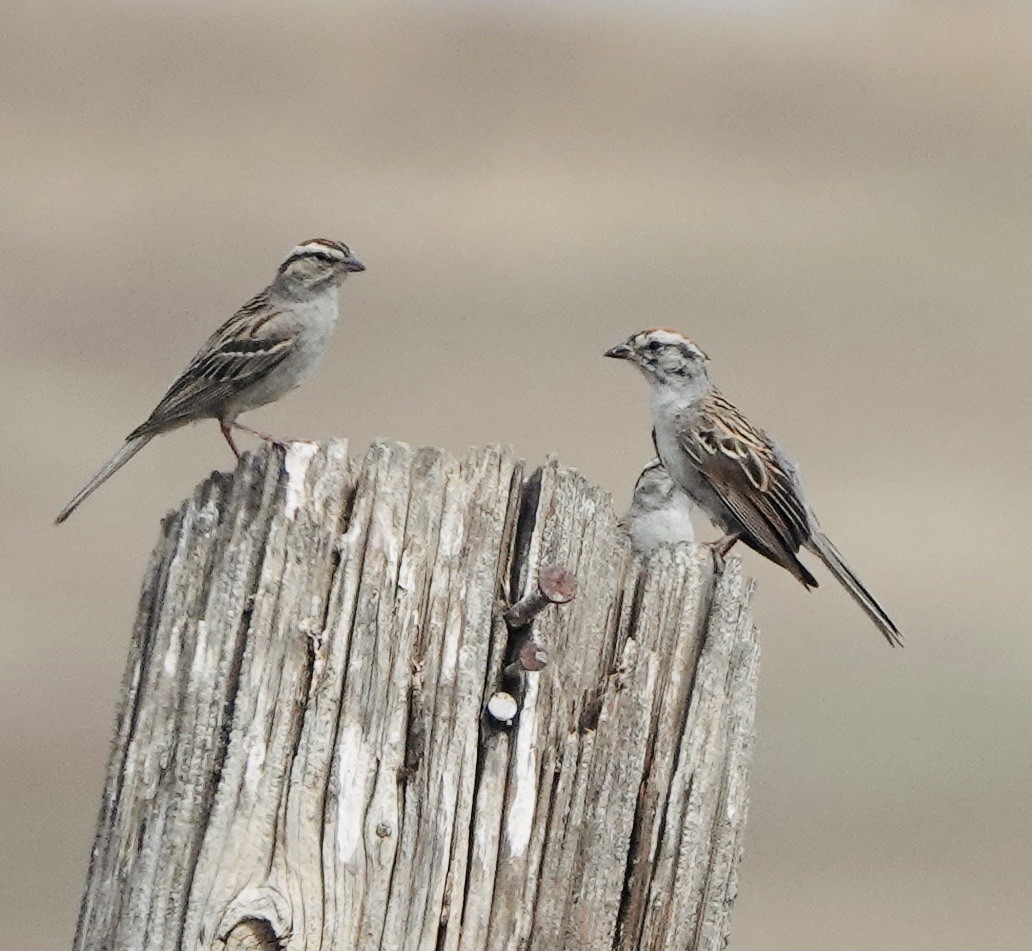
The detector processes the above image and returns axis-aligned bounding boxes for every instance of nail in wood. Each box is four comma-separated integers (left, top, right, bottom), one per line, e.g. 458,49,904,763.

503,564,577,628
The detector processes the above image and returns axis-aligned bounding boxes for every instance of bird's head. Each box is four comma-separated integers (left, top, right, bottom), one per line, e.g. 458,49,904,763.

604,328,709,386
276,238,365,291
630,458,677,510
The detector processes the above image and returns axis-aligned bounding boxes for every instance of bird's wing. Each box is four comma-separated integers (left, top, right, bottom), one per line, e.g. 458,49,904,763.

129,292,296,436
677,392,816,579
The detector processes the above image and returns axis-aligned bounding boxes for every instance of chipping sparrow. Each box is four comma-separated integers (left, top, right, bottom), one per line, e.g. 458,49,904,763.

605,328,903,646
55,238,364,524
620,458,697,554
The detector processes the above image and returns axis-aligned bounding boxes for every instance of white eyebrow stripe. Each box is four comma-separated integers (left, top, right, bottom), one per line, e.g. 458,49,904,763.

288,241,347,261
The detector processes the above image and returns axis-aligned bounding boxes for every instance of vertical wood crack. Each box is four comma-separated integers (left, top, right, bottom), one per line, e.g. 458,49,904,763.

74,442,759,951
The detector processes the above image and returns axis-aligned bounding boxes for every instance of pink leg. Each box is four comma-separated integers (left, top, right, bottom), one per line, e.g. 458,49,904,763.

704,532,741,572
231,420,287,446
710,532,742,559
220,419,241,459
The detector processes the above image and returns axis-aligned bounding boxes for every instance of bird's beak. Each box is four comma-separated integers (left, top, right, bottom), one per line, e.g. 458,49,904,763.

604,343,634,361
342,256,366,273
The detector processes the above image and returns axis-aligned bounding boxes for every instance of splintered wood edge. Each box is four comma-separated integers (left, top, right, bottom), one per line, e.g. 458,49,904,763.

74,439,759,951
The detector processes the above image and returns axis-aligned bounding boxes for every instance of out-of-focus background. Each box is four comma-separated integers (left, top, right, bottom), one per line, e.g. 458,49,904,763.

3,1,1030,948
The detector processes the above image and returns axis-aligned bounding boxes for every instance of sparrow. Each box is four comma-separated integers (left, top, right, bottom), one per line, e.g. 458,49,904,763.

605,328,903,646
620,458,697,554
55,238,364,524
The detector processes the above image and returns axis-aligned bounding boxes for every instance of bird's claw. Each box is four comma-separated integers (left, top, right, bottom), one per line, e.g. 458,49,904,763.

701,532,741,575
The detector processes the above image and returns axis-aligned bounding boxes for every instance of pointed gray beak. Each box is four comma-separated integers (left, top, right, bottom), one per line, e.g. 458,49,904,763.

604,343,633,360
343,255,365,273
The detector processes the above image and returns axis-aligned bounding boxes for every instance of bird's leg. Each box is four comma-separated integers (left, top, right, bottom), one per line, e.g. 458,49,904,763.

711,532,742,559
231,420,290,449
703,532,742,572
220,419,242,460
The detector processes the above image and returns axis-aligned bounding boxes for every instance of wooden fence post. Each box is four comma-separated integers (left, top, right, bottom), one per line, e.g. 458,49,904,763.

73,438,760,951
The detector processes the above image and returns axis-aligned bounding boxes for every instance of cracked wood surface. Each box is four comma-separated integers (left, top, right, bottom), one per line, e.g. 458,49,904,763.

74,439,760,951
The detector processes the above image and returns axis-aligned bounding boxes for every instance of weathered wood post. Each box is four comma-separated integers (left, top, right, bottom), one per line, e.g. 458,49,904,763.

74,439,760,951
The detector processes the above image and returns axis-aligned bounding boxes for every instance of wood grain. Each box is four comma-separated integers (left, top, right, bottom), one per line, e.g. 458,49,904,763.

74,440,759,951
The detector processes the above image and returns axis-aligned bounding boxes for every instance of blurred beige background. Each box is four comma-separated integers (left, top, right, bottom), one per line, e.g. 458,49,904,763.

3,1,1031,948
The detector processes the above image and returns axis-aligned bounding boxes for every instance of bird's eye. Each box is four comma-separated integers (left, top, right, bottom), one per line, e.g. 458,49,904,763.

644,340,662,353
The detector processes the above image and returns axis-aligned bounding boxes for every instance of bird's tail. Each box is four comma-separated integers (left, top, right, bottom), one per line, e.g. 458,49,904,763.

805,528,904,648
55,435,154,525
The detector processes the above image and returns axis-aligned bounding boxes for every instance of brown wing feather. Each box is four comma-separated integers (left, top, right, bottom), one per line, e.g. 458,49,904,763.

680,392,818,587
128,292,295,436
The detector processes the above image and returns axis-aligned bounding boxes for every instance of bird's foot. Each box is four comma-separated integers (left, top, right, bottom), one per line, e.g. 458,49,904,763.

231,421,294,451
701,532,741,573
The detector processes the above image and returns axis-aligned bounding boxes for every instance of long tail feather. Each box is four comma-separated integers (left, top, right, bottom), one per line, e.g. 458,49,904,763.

806,529,904,648
55,435,154,524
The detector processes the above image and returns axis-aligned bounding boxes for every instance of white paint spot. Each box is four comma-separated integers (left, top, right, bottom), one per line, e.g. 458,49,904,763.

284,442,318,519
505,674,540,857
336,722,371,866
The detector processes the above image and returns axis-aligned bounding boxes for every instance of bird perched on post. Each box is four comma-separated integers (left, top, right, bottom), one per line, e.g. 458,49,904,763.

620,458,697,555
605,328,903,647
55,238,365,524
